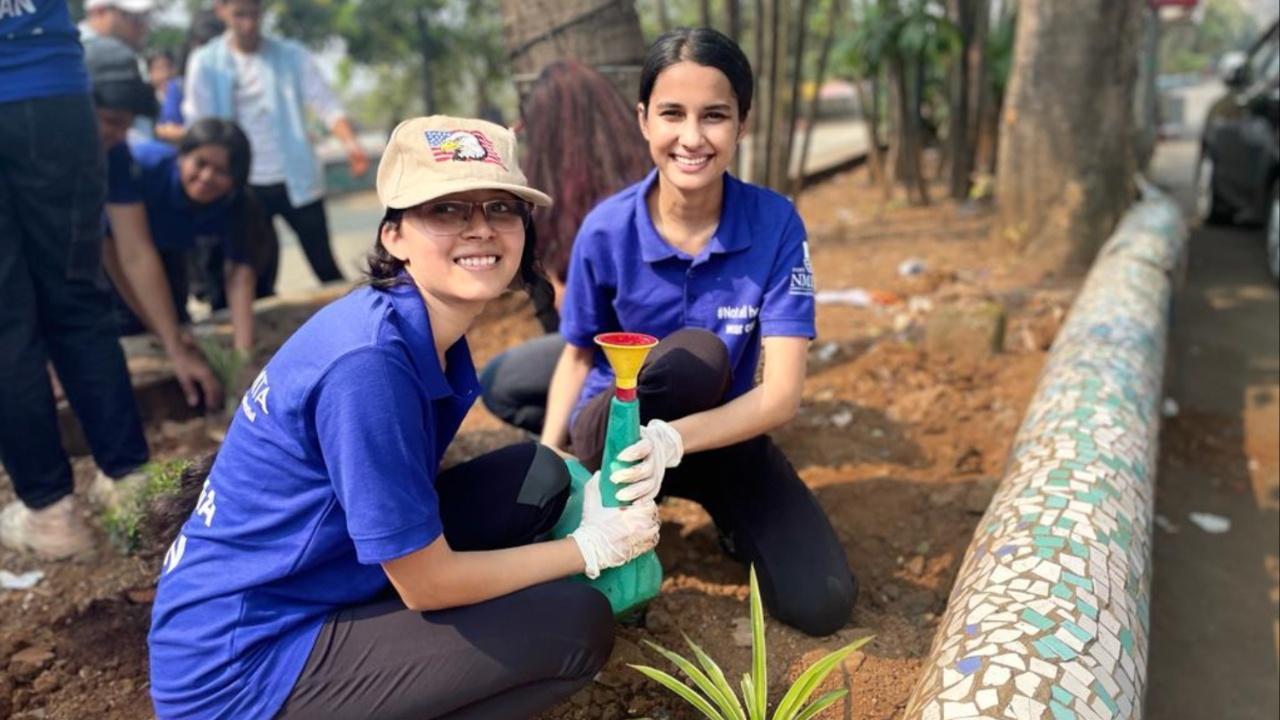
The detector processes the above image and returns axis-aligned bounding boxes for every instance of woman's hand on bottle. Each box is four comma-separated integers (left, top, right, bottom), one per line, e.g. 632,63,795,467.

611,419,684,503
569,472,660,578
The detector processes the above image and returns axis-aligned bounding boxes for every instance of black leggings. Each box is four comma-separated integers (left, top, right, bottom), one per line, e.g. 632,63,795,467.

570,329,859,637
276,443,614,720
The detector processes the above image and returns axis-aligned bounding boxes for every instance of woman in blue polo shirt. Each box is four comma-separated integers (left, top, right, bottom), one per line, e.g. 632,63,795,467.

104,117,258,356
541,27,858,637
148,116,660,720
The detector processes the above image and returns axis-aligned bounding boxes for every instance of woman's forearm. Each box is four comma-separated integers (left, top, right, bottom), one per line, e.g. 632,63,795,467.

225,261,256,355
539,343,593,449
384,536,585,611
103,203,186,353
670,336,809,454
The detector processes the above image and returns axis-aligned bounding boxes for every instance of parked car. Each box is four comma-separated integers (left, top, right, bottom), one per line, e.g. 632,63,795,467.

1196,20,1279,281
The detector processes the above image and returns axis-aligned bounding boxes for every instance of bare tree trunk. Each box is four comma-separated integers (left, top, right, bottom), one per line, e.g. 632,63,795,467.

500,0,648,104
413,6,437,114
656,0,672,32
700,0,713,28
726,0,741,42
798,0,844,188
765,0,791,190
892,55,928,205
782,0,814,195
853,76,890,198
947,0,989,200
751,0,767,181
995,0,1144,273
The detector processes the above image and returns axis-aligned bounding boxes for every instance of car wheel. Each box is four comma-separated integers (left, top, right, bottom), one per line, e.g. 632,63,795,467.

1266,182,1279,283
1194,154,1230,225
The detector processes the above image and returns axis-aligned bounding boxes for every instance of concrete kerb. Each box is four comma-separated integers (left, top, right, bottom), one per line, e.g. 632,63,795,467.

901,181,1188,720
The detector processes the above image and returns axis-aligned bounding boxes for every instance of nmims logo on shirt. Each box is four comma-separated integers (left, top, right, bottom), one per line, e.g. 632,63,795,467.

790,241,815,296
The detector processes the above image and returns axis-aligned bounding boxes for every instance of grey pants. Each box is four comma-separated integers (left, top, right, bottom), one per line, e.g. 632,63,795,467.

275,443,613,720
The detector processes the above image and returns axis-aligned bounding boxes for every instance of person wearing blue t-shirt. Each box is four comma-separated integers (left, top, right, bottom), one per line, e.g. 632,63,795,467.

147,116,661,720
103,119,258,357
0,0,152,560
541,28,858,637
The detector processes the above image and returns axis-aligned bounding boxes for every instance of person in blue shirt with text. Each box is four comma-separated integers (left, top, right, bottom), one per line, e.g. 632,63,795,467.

103,117,259,358
541,28,858,637
148,116,661,720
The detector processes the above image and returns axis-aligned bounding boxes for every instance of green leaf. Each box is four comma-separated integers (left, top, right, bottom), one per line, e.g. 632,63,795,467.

742,674,763,720
629,665,728,720
686,635,748,720
681,635,748,720
642,639,740,720
772,636,874,720
792,689,850,720
749,566,768,717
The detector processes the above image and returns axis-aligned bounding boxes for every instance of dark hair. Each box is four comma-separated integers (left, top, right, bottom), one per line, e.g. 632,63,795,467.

364,206,556,322
147,50,174,70
180,10,226,69
639,27,754,120
178,118,253,192
520,61,651,285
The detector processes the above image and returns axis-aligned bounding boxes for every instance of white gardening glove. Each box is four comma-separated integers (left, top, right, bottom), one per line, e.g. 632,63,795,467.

611,419,684,503
569,472,660,579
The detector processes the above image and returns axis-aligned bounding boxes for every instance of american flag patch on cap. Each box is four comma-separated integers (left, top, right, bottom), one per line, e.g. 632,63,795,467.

423,130,507,170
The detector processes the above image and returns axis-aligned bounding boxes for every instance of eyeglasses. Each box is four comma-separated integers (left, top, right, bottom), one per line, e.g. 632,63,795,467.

416,199,532,234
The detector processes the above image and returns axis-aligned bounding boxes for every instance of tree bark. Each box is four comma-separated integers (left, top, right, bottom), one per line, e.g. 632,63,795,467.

947,0,989,200
500,0,648,104
413,5,437,115
726,0,741,43
656,0,672,32
782,0,813,194
700,0,713,28
994,0,1144,273
798,0,843,188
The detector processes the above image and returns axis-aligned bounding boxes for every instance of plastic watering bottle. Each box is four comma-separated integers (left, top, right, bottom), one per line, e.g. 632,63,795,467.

549,332,664,617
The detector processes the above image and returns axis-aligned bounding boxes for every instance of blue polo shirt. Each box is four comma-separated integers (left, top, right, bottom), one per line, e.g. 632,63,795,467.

148,280,481,720
105,140,245,261
560,170,815,421
0,0,88,104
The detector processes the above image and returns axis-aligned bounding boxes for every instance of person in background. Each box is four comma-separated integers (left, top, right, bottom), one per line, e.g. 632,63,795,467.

148,49,175,103
148,116,660,720
541,28,858,637
0,0,151,560
155,10,225,145
185,0,369,298
480,60,652,434
79,0,152,50
103,116,260,361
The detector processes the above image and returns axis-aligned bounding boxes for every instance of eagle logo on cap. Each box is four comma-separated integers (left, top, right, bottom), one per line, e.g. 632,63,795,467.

424,130,507,170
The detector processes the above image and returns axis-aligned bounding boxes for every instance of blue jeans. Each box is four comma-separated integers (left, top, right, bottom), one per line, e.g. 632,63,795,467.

0,93,148,509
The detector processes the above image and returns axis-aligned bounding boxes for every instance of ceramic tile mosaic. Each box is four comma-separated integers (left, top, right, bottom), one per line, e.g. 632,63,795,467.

903,189,1186,720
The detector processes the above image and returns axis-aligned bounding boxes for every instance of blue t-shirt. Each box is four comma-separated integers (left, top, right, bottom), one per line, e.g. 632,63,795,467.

159,77,184,126
0,0,89,103
105,139,244,261
148,281,481,720
560,170,816,421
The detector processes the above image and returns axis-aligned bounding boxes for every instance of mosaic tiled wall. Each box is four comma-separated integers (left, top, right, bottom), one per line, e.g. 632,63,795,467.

903,185,1187,720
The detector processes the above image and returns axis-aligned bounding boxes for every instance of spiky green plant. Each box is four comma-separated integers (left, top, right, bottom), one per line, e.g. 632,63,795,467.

103,458,193,552
630,567,872,720
196,336,248,414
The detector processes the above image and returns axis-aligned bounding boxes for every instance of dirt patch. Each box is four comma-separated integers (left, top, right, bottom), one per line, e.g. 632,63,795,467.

1,168,1067,719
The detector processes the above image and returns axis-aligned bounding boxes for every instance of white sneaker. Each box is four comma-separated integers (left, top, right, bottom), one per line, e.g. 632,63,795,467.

88,469,148,514
0,496,96,561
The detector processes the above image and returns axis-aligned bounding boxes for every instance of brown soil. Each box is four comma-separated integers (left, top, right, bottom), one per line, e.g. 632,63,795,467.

0,169,1070,720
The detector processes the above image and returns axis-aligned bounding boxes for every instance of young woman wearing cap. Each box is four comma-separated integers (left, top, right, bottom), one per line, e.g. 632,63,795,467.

147,116,661,720
540,27,858,638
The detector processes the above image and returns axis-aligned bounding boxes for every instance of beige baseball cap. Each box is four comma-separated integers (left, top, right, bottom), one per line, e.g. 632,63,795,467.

376,116,552,210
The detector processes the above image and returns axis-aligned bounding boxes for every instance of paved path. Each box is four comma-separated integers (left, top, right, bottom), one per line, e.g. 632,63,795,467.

1146,138,1279,720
